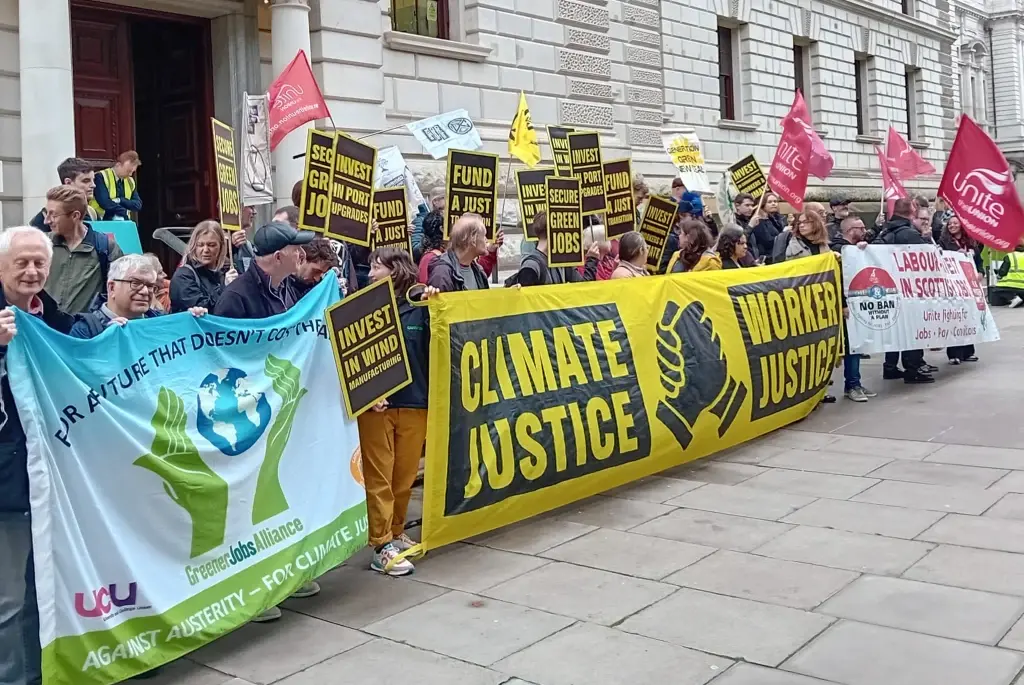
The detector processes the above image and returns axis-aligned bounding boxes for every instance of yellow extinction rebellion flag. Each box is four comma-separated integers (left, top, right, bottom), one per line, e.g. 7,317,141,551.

508,91,541,168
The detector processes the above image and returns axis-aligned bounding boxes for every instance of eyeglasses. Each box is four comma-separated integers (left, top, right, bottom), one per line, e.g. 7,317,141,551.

45,211,69,221
113,278,156,293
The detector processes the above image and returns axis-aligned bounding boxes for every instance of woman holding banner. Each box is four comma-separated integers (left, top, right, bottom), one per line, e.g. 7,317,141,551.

939,216,980,365
666,220,721,273
610,232,649,279
169,221,235,313
781,210,830,262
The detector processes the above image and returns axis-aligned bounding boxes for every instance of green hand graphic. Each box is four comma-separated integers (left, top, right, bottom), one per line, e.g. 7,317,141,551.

252,355,308,524
135,387,229,558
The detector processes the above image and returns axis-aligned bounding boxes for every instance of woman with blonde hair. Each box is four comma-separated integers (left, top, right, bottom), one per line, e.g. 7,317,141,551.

169,220,236,312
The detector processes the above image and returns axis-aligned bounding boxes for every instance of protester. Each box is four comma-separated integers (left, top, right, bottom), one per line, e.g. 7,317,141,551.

92,151,142,221
990,237,1024,307
0,226,77,685
666,219,721,273
932,197,952,237
358,248,437,576
831,216,877,402
827,197,850,240
715,226,748,268
143,253,170,313
582,222,617,280
417,212,446,284
44,186,124,314
427,214,492,292
633,174,649,224
781,209,830,262
670,177,685,202
748,193,782,262
170,221,235,314
295,238,341,297
29,157,99,230
874,197,935,383
610,231,649,278
70,255,207,338
731,193,759,265
917,205,935,243
513,211,601,285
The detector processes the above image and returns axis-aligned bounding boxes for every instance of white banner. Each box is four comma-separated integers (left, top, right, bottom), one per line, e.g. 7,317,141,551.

662,132,710,192
407,109,482,159
376,145,427,212
842,245,1000,353
241,93,274,206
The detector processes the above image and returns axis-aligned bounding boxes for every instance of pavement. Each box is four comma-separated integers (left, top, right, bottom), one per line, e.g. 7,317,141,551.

158,307,1024,685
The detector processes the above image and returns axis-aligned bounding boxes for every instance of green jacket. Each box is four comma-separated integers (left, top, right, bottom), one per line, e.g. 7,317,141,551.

45,227,124,314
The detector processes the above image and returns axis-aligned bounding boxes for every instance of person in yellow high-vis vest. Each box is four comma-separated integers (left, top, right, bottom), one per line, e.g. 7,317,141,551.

91,151,142,221
992,238,1024,308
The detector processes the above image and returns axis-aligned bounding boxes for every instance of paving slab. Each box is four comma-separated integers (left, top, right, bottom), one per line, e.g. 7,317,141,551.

758,430,840,450
761,449,893,477
926,444,1024,470
985,493,1024,520
852,480,1003,515
189,611,370,684
364,591,573,666
754,526,933,575
904,545,1024,596
741,469,879,499
274,639,506,685
664,483,815,520
280,566,446,629
469,518,597,555
822,435,942,461
541,527,715,580
663,461,769,485
619,587,834,666
493,621,729,685
148,660,236,685
712,443,789,464
664,549,859,610
917,514,1024,553
411,543,549,593
553,495,674,530
711,664,842,685
604,475,705,503
780,498,945,539
1000,617,1024,651
990,472,1024,493
866,460,1008,488
482,560,675,625
816,575,1024,644
782,620,1024,685
630,507,792,551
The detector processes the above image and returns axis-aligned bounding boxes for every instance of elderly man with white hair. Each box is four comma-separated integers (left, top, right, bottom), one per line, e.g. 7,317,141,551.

70,254,206,338
0,226,76,685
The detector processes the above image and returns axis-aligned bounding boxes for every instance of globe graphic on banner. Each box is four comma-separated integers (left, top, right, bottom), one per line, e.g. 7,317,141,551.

197,368,273,456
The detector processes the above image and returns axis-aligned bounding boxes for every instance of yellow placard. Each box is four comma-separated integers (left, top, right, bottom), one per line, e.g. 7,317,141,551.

211,118,241,231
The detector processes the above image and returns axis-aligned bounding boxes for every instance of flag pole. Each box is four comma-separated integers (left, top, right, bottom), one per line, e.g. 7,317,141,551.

753,181,769,215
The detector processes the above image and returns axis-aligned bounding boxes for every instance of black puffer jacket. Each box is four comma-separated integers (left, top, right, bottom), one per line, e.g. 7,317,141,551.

873,216,927,246
170,259,225,313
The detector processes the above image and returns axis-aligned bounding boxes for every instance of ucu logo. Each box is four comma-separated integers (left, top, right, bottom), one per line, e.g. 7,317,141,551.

75,583,138,618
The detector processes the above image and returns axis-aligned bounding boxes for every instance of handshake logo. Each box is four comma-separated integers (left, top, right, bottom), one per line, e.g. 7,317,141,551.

656,301,747,450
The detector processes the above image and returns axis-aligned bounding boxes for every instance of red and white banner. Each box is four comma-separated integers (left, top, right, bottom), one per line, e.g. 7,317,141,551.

842,245,1000,353
768,121,811,210
781,91,833,179
267,50,329,151
938,115,1024,251
885,126,935,181
875,145,906,218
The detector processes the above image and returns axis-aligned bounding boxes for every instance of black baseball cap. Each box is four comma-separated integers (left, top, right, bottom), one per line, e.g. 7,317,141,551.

829,196,850,208
252,221,316,256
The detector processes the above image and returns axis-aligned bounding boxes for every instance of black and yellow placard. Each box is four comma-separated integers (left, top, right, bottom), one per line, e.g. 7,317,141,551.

603,158,635,238
545,176,584,268
211,118,241,231
445,149,499,240
638,195,677,273
729,155,767,200
298,129,335,233
547,125,575,177
326,276,412,417
515,167,556,240
567,131,606,216
371,186,411,252
328,133,377,246
410,254,843,554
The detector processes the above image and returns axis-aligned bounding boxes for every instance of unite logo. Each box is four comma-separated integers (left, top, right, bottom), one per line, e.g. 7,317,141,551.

272,84,305,111
75,583,138,618
950,167,1010,228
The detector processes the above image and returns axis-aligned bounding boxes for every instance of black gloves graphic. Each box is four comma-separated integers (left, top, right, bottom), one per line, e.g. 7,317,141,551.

656,301,747,450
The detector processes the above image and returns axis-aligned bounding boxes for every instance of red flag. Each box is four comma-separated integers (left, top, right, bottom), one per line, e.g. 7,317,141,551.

267,50,329,151
938,115,1024,251
781,91,833,179
875,145,907,218
768,119,812,210
885,126,935,181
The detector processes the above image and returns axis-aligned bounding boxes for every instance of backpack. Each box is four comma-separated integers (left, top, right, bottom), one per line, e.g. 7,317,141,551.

504,252,568,287
86,232,113,313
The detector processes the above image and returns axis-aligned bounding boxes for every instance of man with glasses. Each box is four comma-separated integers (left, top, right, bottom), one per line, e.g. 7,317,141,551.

69,255,206,338
43,186,123,314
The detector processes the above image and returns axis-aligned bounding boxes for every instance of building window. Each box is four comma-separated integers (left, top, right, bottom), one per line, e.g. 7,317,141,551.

793,43,807,98
901,0,915,16
391,0,448,38
904,68,919,140
718,24,736,120
855,55,871,135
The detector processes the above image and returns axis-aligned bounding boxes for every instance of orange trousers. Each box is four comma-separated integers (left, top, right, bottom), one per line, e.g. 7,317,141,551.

356,408,428,547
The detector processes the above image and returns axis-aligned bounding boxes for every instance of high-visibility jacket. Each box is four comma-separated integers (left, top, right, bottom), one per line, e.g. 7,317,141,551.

997,251,1024,291
89,168,137,217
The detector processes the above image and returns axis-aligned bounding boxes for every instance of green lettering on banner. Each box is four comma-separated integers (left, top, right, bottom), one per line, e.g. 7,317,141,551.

444,149,500,239
515,167,556,240
545,176,584,268
638,195,678,273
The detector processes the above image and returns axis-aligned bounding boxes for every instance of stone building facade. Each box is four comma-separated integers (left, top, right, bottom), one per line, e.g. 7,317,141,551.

0,0,957,232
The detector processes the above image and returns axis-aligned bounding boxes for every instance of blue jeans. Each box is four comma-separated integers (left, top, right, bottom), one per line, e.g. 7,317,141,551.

844,354,862,393
0,512,39,685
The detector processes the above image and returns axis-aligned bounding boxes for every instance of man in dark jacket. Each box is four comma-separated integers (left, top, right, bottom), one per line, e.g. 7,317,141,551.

517,211,602,285
873,197,935,384
0,226,76,685
831,216,877,402
214,221,313,320
732,193,759,265
827,197,850,241
427,214,491,292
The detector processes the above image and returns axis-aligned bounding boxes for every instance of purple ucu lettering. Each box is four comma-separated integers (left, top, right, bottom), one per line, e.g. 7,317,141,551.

74,583,138,618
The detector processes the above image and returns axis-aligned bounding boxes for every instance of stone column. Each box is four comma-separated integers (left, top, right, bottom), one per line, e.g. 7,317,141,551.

19,0,76,221
270,0,313,205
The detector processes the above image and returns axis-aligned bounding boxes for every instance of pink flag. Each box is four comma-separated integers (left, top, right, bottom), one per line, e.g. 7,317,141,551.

875,145,906,218
781,91,833,180
267,50,329,151
938,115,1024,251
768,119,812,211
885,126,935,181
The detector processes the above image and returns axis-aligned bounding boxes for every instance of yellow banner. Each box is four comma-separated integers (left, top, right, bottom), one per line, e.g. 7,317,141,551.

418,254,843,551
